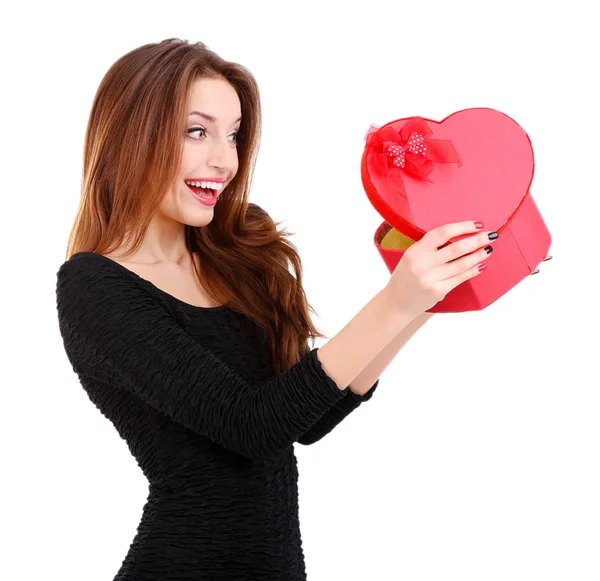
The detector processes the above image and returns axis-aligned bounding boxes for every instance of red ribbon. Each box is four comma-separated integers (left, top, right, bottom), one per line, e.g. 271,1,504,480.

365,117,463,198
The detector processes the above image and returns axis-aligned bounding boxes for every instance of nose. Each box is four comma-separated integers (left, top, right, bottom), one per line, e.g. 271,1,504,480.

207,135,236,173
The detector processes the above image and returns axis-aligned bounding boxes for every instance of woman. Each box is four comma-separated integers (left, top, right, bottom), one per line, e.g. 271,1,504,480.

55,38,545,580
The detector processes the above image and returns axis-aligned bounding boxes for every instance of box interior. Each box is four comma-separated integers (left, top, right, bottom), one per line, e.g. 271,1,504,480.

379,223,417,251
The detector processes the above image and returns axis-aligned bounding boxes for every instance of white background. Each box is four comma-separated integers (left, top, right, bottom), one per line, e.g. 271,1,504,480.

2,1,599,579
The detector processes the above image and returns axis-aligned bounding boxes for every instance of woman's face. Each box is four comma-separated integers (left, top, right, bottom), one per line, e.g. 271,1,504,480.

160,77,242,227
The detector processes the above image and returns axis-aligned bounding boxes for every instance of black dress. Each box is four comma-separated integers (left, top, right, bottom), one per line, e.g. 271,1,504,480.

55,252,378,580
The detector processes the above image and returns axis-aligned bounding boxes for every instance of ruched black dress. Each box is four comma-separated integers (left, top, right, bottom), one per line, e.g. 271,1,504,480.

55,252,378,580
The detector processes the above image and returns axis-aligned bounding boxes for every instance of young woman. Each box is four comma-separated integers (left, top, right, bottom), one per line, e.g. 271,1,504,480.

55,38,546,580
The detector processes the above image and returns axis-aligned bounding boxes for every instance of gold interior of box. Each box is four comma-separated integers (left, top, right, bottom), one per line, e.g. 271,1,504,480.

379,223,417,251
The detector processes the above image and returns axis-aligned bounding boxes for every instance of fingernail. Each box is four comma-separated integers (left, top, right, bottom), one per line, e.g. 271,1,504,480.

484,245,493,254
531,269,540,274
474,221,484,229
542,255,553,261
478,263,487,272
488,231,499,240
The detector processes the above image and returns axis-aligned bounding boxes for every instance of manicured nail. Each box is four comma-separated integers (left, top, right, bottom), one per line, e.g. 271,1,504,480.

488,231,499,240
542,255,553,261
531,269,540,274
484,245,493,254
478,263,487,272
474,221,484,229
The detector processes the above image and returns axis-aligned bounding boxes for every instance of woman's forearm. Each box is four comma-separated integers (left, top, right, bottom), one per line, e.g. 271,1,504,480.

348,311,435,395
316,288,419,392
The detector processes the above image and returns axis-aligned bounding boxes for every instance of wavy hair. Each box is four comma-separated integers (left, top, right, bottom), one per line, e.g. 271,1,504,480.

64,38,326,374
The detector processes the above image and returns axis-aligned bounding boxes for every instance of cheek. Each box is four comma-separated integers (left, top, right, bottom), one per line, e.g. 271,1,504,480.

179,143,197,174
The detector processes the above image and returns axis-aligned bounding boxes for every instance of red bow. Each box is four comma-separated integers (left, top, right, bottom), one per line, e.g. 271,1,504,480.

365,117,463,198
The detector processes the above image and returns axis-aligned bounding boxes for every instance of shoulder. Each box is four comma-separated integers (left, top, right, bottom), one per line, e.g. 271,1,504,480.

55,252,188,362
56,252,155,315
57,252,130,292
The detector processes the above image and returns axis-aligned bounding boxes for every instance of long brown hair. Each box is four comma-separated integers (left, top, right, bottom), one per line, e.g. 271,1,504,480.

64,38,327,374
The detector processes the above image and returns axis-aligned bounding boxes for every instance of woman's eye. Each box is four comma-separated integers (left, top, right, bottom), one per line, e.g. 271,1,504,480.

187,127,240,145
187,127,207,139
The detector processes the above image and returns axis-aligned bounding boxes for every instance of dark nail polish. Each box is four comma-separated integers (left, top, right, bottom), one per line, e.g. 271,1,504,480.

542,255,553,261
488,231,499,240
485,245,493,254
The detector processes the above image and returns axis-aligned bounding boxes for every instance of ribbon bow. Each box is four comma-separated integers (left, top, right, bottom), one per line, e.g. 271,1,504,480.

365,117,463,198
386,131,427,168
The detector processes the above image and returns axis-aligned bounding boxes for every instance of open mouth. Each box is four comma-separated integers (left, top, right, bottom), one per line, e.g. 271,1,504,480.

186,182,218,205
186,183,216,198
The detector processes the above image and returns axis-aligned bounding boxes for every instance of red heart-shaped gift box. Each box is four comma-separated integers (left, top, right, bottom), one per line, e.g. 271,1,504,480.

361,107,552,313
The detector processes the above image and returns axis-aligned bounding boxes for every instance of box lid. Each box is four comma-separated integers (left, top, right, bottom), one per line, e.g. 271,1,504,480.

360,107,535,240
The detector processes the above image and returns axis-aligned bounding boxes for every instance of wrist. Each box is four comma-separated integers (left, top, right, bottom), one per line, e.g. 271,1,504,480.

377,286,422,325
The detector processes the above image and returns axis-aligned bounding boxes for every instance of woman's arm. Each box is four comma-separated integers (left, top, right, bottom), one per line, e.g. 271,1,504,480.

296,312,432,446
56,255,416,461
296,379,378,445
348,311,434,395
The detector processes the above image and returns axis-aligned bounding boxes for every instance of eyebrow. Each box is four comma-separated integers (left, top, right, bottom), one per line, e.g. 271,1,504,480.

188,111,242,124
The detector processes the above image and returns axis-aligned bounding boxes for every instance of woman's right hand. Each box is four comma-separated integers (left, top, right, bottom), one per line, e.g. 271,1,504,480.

383,221,499,316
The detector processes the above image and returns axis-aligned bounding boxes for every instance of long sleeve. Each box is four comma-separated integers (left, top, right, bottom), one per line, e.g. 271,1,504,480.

55,256,352,462
297,379,378,445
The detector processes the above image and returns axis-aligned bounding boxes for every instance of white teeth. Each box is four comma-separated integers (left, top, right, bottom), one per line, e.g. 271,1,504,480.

185,180,223,190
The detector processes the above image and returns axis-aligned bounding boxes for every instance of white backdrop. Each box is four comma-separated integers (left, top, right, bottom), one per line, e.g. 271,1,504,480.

2,1,598,579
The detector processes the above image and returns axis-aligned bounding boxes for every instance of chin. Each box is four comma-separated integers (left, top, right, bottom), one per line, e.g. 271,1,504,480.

184,214,214,228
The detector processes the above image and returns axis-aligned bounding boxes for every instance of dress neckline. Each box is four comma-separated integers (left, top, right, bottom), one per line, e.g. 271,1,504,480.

69,252,229,313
